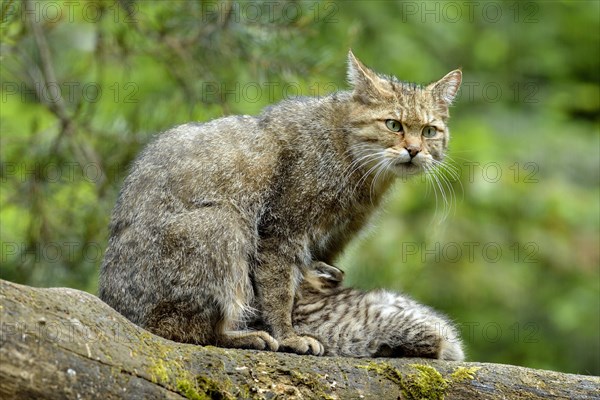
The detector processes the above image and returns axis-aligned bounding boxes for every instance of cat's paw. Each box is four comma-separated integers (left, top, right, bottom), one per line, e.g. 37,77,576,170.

311,261,345,288
220,330,279,352
278,334,324,356
252,331,280,352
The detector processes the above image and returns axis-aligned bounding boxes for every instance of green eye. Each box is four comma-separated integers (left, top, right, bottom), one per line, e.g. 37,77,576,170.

422,126,437,138
385,119,403,132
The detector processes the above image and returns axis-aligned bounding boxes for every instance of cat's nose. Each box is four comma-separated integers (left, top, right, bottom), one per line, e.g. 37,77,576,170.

406,145,421,158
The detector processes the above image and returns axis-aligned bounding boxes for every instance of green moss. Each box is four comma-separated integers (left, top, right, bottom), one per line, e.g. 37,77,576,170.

174,376,235,400
149,356,235,400
176,379,206,400
195,375,234,400
149,359,170,384
450,366,481,383
146,341,236,400
359,362,449,400
358,361,404,385
403,364,448,400
359,362,485,400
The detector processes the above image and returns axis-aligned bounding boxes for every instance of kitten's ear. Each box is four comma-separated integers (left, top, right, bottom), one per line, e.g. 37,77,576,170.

427,69,462,107
347,50,393,103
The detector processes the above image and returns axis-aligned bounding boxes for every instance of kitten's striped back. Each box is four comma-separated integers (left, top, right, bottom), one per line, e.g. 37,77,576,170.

293,265,464,360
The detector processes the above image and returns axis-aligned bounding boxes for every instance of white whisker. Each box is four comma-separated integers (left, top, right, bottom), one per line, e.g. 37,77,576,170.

370,158,394,205
423,157,461,223
354,154,386,197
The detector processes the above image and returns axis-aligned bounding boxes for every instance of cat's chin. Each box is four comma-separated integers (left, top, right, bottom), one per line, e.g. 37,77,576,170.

392,162,423,178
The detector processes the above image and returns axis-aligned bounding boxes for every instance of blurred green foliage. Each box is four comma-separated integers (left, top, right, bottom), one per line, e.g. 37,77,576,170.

1,0,598,375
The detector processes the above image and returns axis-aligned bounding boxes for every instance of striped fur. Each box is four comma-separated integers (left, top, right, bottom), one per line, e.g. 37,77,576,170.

293,264,464,360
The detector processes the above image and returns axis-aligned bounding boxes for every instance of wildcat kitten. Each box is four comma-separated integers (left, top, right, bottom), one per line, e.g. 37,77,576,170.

98,51,462,355
293,263,464,360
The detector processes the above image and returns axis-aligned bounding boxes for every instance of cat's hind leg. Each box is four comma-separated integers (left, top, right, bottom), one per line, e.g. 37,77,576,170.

145,207,278,351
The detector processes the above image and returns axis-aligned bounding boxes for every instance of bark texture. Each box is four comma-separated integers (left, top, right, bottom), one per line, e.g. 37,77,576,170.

0,279,598,399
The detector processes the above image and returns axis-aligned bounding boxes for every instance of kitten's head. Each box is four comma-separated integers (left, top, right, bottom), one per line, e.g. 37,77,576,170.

345,51,462,179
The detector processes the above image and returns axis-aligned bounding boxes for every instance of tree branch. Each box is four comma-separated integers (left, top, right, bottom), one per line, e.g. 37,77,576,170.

0,279,597,399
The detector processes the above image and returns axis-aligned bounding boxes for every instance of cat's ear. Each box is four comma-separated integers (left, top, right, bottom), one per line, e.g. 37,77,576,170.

347,50,393,103
427,69,462,107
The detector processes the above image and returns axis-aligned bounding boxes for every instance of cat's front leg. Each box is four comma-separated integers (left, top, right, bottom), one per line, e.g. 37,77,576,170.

255,249,325,356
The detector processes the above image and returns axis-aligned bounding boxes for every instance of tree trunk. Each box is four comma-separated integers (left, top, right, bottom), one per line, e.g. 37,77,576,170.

0,279,597,399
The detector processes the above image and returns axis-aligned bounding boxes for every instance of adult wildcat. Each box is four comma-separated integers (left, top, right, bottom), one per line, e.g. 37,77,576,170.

99,51,462,355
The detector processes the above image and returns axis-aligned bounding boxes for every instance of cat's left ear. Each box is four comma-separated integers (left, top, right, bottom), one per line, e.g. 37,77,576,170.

347,50,394,103
427,69,462,107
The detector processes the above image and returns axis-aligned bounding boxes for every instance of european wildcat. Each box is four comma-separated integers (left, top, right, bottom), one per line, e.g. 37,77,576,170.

293,263,464,360
98,51,462,355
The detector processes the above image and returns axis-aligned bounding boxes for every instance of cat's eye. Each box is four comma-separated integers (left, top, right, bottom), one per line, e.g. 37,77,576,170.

385,119,403,132
422,126,437,138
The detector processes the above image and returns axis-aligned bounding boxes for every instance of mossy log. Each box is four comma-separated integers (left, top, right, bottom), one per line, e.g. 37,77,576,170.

0,279,598,399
